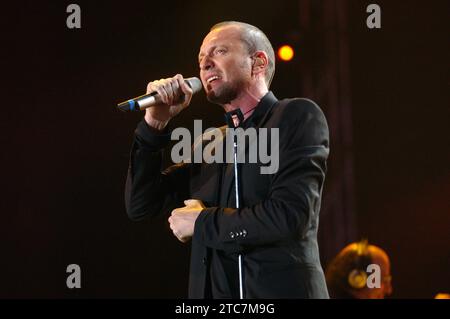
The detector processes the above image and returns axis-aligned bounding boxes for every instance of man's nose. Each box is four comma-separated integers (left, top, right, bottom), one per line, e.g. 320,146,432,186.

200,56,214,71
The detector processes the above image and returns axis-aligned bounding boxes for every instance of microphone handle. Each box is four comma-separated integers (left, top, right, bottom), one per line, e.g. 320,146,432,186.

117,92,160,112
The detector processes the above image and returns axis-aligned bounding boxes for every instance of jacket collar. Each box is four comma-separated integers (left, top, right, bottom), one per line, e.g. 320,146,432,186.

224,91,278,129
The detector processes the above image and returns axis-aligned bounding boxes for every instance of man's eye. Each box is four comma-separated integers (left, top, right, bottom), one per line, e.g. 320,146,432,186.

215,49,226,54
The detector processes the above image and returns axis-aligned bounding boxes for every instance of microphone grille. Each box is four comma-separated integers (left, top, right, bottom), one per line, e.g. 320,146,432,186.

185,77,203,94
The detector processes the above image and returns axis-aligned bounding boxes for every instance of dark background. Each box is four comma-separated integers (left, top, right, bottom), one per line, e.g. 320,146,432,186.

1,0,449,298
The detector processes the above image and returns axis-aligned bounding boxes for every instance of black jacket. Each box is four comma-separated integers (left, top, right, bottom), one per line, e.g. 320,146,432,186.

125,92,330,298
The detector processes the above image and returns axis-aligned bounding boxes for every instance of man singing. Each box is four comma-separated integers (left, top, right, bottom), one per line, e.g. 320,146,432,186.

125,21,330,298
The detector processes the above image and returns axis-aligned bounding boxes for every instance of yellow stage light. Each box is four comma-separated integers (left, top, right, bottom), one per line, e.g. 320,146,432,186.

278,45,294,61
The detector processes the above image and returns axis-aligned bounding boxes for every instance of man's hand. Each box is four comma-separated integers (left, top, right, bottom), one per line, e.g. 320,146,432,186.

144,74,193,131
168,199,205,243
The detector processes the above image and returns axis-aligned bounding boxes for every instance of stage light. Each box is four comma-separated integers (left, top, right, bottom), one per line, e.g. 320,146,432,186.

278,45,294,61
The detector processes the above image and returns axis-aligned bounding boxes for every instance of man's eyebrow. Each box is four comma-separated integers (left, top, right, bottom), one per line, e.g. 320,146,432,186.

198,45,220,61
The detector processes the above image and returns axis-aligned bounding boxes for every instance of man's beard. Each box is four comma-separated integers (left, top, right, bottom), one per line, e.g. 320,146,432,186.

206,81,239,105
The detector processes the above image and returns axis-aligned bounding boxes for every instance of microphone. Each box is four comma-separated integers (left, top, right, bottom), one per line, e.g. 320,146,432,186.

117,77,202,112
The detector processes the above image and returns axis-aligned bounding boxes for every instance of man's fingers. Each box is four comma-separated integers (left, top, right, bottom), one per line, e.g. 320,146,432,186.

146,79,174,105
146,74,193,109
184,199,205,208
180,80,193,97
162,80,175,105
176,233,189,243
184,199,195,206
146,81,159,95
170,80,181,103
171,228,189,243
177,76,193,107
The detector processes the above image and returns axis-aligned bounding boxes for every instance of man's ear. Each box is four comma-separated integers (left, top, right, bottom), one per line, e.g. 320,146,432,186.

251,51,269,75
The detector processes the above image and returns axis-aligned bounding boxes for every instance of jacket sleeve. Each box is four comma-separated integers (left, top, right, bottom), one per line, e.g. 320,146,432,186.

124,120,191,221
193,99,330,253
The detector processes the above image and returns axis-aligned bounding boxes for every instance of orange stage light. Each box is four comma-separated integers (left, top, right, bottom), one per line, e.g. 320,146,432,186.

278,45,294,61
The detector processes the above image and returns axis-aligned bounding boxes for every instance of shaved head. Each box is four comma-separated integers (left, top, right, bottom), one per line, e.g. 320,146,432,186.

210,21,275,87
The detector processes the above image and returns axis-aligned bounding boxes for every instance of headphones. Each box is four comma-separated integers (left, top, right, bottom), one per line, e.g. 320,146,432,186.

251,53,266,70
